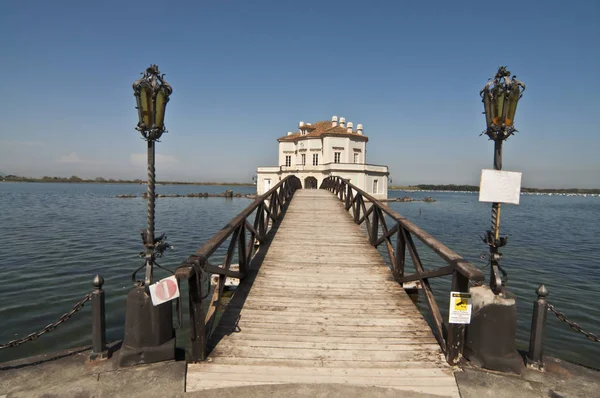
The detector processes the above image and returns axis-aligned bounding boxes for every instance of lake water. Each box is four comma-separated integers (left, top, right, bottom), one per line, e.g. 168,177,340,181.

0,182,598,369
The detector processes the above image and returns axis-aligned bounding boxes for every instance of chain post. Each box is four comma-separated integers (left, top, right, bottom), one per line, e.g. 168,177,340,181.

90,274,109,361
527,284,549,369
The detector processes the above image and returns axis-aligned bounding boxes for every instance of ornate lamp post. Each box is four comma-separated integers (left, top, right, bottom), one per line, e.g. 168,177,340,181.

133,64,173,287
480,66,525,294
119,65,175,367
463,67,526,373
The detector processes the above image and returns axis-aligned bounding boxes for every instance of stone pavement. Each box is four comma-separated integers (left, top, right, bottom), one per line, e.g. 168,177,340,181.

1,345,598,398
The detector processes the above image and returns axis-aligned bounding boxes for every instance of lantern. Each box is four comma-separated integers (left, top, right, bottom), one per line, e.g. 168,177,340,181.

133,65,173,140
480,66,525,140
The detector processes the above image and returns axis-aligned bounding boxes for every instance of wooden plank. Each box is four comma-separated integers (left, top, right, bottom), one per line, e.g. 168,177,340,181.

203,356,448,368
218,333,438,344
237,308,427,318
187,371,457,387
210,339,442,352
189,364,454,377
213,325,436,338
221,315,430,327
211,346,444,362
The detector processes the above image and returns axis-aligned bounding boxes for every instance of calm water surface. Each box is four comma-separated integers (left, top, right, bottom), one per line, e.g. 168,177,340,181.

0,183,598,368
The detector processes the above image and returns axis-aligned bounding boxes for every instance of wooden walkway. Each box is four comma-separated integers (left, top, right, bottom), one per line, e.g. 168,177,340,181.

187,189,459,397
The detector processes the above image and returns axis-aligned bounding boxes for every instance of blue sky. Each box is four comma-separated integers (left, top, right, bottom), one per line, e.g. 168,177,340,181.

0,1,598,188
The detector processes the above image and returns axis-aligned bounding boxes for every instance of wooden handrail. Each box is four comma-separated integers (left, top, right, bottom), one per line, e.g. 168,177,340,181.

175,176,301,279
321,175,483,365
175,175,301,362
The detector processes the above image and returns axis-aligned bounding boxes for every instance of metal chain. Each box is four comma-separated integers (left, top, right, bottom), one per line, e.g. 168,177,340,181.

548,304,600,343
0,293,92,350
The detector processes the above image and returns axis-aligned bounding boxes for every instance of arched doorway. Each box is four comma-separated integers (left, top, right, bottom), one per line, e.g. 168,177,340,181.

304,177,318,189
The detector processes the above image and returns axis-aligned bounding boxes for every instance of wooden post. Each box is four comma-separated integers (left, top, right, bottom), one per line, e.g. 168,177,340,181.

395,225,406,283
345,184,351,210
238,222,248,276
354,194,361,223
189,274,207,362
370,206,379,246
446,270,469,365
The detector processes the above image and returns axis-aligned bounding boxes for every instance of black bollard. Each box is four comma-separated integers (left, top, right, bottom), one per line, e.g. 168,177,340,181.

527,284,549,370
463,285,524,373
118,285,175,367
90,275,109,361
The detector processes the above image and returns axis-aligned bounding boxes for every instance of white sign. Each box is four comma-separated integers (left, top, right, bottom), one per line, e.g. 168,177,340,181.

448,291,472,324
479,169,522,205
149,275,180,306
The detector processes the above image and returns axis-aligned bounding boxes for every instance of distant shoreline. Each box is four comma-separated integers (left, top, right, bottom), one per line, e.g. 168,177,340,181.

1,176,597,194
0,175,253,186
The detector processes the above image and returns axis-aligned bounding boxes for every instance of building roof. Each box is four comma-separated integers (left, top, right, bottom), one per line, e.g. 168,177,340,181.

278,120,368,142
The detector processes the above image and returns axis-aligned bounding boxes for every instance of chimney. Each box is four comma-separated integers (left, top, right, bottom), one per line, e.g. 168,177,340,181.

357,124,363,135
287,131,293,136
347,122,353,133
339,117,346,128
331,115,338,127
299,121,305,128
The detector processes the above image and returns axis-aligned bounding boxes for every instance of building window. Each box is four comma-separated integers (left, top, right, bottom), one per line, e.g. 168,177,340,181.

285,155,291,167
312,153,319,166
334,152,341,163
373,179,378,194
301,154,306,166
353,153,359,164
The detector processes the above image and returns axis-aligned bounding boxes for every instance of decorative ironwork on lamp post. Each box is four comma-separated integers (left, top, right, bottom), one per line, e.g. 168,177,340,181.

480,66,525,294
132,64,173,288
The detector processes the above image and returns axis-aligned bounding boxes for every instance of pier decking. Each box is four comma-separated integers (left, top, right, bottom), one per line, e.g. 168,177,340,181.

186,190,460,397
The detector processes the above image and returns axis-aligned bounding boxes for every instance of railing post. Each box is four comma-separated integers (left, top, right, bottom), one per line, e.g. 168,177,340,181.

189,273,207,362
345,184,351,210
527,284,549,370
394,225,405,283
354,194,361,223
90,274,109,361
446,270,469,365
370,206,379,246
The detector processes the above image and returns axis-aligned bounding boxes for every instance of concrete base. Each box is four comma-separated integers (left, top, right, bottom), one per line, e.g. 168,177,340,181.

118,286,175,367
117,336,175,368
1,346,598,398
464,285,524,374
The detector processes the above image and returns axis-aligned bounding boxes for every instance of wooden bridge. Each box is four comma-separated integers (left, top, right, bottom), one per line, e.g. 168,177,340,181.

176,176,484,396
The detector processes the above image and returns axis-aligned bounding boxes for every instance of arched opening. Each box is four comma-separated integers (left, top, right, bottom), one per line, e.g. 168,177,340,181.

304,177,318,189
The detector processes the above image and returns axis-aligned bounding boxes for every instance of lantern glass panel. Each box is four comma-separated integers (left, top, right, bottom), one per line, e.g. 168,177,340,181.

140,86,153,128
135,91,145,127
505,85,520,126
483,91,493,129
492,87,505,126
154,88,168,129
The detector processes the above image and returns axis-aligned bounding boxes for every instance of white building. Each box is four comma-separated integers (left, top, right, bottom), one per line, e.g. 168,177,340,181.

256,116,389,199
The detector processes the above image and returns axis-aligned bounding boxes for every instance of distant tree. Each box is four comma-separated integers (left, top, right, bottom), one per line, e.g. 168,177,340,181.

95,177,106,183
69,175,83,182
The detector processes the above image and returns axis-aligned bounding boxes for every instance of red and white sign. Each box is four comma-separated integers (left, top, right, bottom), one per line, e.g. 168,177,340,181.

149,275,180,306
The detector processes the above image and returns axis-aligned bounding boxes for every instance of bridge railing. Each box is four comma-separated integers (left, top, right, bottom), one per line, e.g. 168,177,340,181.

321,176,484,365
175,175,302,362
